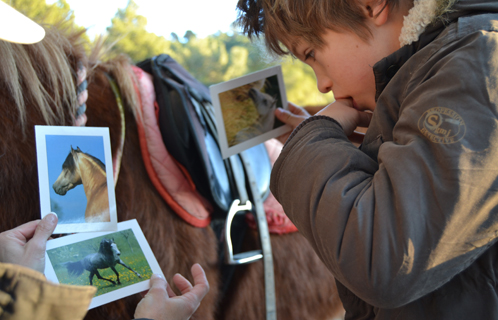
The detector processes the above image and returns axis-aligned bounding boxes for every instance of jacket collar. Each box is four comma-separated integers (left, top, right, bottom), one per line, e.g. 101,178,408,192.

373,0,498,100
399,0,439,47
373,19,444,101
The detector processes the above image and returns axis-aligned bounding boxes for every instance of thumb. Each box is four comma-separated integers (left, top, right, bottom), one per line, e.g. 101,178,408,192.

147,274,170,297
356,111,373,128
31,213,58,244
275,108,306,129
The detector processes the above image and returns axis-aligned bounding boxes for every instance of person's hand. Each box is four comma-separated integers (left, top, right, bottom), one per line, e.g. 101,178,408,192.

316,99,373,136
0,212,58,274
134,263,210,320
274,102,311,144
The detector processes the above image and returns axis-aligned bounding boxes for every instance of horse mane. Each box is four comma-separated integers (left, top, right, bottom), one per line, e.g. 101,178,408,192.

0,24,87,137
98,238,112,254
75,147,106,172
0,23,89,231
62,150,76,170
63,147,106,173
85,152,106,172
87,40,141,121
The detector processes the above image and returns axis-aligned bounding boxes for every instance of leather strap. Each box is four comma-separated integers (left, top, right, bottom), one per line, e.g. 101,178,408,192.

240,151,277,320
105,73,126,186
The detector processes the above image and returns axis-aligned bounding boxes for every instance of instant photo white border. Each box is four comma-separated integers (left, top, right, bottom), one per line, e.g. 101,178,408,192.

210,65,290,159
35,125,118,234
45,219,164,310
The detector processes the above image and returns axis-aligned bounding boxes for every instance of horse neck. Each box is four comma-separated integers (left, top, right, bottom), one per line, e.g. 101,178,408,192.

76,154,107,197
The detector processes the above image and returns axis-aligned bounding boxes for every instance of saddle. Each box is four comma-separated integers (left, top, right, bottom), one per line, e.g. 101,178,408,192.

134,55,297,234
138,55,270,217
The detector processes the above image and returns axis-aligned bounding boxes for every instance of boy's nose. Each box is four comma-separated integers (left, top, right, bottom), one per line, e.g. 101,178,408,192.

316,74,333,94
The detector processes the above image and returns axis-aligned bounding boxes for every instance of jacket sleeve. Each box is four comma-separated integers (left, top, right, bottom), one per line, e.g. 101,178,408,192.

0,263,96,320
270,29,498,309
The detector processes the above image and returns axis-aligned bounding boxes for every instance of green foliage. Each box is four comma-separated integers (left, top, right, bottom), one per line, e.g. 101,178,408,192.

5,0,69,24
4,0,89,45
6,0,333,107
105,0,171,63
103,0,333,106
281,57,335,106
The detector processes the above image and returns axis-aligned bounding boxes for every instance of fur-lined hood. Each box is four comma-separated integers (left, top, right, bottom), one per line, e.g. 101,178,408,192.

399,0,457,46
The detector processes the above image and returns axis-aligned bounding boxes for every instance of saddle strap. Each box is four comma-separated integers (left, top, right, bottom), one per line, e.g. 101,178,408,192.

104,73,126,186
240,151,277,320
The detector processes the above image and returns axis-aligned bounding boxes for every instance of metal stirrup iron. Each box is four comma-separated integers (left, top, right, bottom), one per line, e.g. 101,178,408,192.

224,153,277,320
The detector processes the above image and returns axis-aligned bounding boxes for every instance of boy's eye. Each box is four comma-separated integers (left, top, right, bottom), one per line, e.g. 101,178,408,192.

304,50,315,61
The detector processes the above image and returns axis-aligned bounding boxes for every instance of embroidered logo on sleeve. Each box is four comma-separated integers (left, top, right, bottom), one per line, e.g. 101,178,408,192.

418,107,466,144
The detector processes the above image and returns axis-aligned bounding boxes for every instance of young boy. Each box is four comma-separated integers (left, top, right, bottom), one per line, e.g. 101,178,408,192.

237,0,498,318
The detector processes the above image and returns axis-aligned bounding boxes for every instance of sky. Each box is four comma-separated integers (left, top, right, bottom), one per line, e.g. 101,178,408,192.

48,0,241,40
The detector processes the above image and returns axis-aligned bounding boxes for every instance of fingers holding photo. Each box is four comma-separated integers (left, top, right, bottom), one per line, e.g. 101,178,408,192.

274,102,311,143
0,212,58,273
134,264,209,320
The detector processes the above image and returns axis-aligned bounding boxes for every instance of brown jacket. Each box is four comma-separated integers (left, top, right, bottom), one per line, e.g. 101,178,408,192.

0,263,95,320
271,0,498,318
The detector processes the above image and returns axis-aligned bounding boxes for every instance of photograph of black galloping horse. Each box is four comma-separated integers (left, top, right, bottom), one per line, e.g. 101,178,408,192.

63,238,142,286
0,23,344,320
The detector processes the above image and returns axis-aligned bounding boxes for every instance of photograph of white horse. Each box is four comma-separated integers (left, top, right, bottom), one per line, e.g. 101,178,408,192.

232,78,276,145
62,237,142,286
45,220,160,307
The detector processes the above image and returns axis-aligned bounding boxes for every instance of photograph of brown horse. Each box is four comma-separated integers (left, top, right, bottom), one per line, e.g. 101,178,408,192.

53,146,110,222
0,23,344,320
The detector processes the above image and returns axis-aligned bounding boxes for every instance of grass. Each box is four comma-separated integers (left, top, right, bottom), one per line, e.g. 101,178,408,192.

219,84,259,146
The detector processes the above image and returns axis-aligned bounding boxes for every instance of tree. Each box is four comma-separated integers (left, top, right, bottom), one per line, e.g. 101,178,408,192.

281,57,334,107
6,0,333,107
105,0,171,63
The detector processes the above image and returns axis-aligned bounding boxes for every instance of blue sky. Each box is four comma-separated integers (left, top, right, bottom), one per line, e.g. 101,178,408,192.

48,0,241,40
46,135,106,224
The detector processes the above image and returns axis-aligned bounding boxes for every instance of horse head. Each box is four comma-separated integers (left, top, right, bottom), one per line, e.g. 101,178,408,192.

248,87,277,116
52,146,83,195
99,238,120,261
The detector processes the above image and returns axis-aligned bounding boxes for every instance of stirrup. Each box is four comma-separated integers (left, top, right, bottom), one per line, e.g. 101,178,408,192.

224,199,263,265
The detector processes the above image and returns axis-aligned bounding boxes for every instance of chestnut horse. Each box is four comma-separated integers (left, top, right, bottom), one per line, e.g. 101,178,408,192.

53,146,110,222
0,25,344,319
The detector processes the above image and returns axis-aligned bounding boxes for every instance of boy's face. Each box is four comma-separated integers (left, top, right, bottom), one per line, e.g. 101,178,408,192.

290,27,399,112
287,0,406,112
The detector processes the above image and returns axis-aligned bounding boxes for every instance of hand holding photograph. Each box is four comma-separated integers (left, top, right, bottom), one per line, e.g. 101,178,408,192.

44,219,163,309
210,65,291,159
35,126,118,233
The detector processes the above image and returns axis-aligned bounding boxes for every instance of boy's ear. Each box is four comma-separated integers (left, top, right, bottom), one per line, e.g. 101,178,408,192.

362,0,390,26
